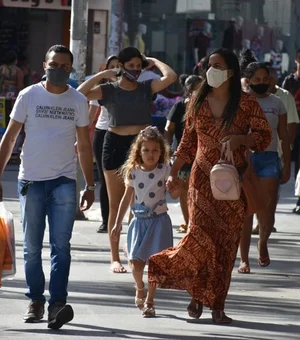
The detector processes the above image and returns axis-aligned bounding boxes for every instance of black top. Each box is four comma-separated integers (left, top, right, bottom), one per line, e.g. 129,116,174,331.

167,99,186,145
100,80,153,127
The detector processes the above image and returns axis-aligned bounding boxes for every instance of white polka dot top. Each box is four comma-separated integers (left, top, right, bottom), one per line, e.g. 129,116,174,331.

127,163,171,215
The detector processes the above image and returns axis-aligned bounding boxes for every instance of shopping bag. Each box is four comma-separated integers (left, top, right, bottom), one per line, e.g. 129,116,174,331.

0,202,16,287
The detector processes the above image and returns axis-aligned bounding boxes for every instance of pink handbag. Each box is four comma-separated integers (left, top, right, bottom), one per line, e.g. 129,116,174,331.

210,141,241,201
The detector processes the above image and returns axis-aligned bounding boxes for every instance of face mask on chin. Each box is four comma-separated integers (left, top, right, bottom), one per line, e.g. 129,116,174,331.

45,68,70,87
249,83,269,95
206,67,228,88
123,68,141,82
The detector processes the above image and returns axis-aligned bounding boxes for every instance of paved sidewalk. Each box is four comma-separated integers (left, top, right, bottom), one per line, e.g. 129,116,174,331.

0,165,299,340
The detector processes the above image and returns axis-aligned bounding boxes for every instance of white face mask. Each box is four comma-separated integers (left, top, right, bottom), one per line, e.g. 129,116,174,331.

206,67,228,88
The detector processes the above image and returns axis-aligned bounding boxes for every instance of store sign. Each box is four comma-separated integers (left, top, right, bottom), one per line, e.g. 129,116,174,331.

176,0,211,13
2,0,71,9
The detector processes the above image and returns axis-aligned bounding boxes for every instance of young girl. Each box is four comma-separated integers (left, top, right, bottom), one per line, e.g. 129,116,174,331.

111,126,179,317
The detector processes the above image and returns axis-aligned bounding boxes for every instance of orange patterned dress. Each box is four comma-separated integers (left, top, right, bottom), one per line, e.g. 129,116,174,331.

148,93,272,311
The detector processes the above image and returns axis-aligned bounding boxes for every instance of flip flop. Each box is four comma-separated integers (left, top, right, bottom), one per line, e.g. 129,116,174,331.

176,224,188,233
257,242,270,267
110,262,127,273
238,262,250,274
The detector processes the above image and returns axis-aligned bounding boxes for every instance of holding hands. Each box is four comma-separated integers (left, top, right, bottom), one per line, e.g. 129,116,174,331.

166,176,181,199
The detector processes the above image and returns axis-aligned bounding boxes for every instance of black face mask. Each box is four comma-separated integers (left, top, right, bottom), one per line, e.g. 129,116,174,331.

249,83,269,95
123,68,141,82
46,68,70,86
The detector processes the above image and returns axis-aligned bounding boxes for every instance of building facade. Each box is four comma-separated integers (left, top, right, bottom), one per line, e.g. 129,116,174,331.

122,0,300,81
0,0,111,76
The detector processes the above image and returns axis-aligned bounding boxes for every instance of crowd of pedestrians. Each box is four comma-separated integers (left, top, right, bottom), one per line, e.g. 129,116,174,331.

0,43,299,329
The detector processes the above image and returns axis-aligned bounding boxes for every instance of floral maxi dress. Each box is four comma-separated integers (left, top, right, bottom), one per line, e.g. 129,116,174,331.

148,93,272,311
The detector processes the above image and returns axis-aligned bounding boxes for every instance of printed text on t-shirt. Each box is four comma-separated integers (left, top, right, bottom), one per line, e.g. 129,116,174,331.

35,106,75,121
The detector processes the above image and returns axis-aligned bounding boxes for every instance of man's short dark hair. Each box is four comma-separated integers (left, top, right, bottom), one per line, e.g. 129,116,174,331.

45,45,73,64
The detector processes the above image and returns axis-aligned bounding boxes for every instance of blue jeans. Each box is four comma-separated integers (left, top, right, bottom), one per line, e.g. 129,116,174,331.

18,176,76,307
251,151,281,179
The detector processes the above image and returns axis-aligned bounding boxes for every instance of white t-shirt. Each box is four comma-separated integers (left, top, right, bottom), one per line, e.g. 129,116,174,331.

126,163,171,215
89,100,109,130
10,83,89,181
275,86,299,124
256,94,286,152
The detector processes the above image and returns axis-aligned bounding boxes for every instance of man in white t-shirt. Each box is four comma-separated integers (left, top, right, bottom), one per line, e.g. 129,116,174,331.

0,45,95,329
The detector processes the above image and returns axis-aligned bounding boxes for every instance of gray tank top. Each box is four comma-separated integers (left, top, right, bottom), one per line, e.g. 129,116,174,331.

100,80,153,127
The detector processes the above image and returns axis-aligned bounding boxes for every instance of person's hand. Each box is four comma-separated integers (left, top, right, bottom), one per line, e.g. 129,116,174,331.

111,223,122,242
280,165,291,184
166,175,180,193
221,135,244,152
143,56,155,69
169,186,181,199
80,189,95,211
0,182,3,202
102,69,120,79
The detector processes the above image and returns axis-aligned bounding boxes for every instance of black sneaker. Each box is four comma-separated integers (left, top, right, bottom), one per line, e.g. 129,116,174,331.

48,303,74,330
292,206,300,214
23,300,45,323
96,223,107,233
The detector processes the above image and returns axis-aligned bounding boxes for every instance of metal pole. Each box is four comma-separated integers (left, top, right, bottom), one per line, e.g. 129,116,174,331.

108,0,124,56
70,0,88,84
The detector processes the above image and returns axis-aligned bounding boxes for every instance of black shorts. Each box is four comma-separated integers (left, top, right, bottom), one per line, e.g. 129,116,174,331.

102,130,138,171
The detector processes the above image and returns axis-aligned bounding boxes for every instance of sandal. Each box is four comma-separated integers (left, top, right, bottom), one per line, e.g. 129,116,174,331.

212,311,233,324
257,242,270,267
258,256,270,267
110,262,127,273
176,224,188,233
187,300,203,319
237,262,250,274
135,284,145,310
142,301,156,318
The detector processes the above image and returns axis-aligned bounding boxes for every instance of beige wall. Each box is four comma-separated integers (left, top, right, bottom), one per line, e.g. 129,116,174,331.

92,10,109,73
28,10,64,75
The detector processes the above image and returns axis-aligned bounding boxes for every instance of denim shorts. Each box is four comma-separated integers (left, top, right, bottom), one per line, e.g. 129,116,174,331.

251,151,281,179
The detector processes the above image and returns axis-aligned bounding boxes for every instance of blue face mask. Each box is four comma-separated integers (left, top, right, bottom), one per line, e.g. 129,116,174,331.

123,68,141,82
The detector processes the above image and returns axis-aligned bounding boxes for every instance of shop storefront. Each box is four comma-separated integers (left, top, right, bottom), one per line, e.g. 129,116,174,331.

0,0,111,77
122,0,300,82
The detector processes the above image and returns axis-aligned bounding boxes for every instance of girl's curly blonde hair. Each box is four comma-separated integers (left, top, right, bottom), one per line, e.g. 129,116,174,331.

120,126,170,181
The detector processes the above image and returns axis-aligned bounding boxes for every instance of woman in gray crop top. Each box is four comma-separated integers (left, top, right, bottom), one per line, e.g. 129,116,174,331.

78,47,177,274
239,61,290,274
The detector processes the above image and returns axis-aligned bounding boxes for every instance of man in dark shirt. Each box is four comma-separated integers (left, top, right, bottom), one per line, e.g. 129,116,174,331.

282,48,300,213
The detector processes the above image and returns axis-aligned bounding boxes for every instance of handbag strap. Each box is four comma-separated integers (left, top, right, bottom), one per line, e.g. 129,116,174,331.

220,140,235,165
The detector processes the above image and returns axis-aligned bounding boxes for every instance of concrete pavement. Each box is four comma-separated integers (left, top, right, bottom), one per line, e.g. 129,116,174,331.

0,165,299,340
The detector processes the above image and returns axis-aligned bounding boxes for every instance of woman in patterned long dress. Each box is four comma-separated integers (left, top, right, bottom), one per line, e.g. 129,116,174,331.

144,49,272,323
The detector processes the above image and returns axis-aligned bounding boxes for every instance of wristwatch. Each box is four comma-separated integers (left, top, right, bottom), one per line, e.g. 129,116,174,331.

85,184,96,191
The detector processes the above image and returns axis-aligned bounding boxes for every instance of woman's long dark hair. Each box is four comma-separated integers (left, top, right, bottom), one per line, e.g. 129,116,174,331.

188,48,241,129
99,55,118,84
243,62,269,80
